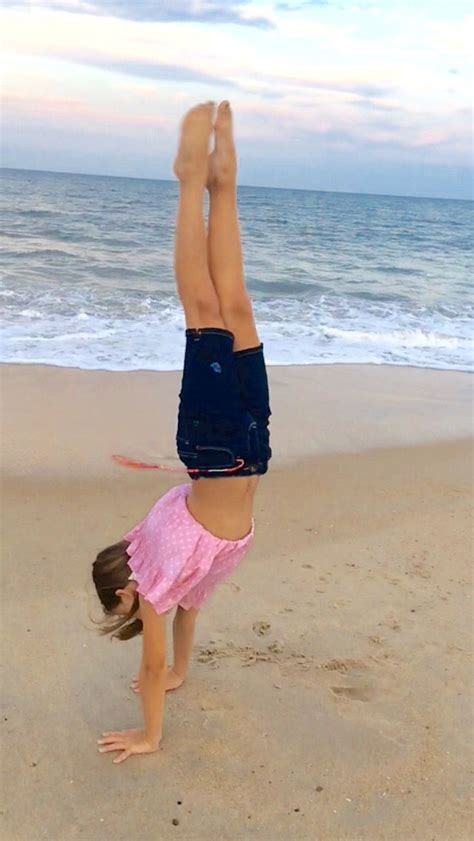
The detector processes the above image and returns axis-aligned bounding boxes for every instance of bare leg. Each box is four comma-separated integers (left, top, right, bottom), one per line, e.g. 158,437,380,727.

207,101,260,351
173,103,226,330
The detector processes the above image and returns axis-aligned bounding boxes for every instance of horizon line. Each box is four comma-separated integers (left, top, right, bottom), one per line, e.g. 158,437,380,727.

1,165,472,203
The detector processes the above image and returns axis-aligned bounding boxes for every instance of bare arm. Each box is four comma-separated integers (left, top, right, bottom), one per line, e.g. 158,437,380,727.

139,595,168,747
97,596,167,763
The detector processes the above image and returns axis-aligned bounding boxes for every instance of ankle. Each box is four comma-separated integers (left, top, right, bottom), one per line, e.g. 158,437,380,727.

178,176,207,192
207,179,237,196
170,666,186,681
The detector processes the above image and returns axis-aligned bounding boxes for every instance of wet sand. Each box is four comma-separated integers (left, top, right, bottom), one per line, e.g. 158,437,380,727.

1,363,472,840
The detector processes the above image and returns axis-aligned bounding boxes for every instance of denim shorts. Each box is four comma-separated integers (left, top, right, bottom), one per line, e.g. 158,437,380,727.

176,327,272,480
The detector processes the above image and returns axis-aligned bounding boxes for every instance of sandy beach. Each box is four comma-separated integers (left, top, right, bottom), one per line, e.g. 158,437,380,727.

1,362,472,841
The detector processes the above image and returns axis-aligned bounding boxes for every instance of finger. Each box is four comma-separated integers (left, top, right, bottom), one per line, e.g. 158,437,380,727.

114,750,131,765
99,742,123,754
101,731,123,738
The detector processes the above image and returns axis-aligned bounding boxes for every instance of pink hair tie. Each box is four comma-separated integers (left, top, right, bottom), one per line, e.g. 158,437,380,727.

112,454,246,474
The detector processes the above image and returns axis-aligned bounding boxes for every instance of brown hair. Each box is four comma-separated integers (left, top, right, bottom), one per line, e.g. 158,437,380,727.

92,540,143,641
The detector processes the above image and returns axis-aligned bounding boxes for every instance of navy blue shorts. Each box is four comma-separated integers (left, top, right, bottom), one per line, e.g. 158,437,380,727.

176,327,272,480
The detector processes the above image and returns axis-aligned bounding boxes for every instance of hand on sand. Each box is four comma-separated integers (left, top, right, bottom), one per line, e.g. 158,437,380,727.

130,669,184,694
98,728,161,764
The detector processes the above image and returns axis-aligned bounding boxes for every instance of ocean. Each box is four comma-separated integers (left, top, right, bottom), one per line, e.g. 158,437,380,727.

1,168,472,372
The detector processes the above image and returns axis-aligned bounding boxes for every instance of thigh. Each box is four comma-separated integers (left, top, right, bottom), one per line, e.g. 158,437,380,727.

182,301,227,331
177,327,251,448
178,327,243,416
176,327,274,478
233,343,272,464
220,298,261,352
233,343,271,421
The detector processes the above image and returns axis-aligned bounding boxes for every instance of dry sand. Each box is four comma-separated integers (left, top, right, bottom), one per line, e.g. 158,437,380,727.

1,363,473,841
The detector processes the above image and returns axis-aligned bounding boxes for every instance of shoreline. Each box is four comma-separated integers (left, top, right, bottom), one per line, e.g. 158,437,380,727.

1,359,473,375
1,362,472,478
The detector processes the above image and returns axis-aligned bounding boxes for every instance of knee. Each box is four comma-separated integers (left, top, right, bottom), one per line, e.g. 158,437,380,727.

221,294,253,322
186,297,225,329
195,296,222,319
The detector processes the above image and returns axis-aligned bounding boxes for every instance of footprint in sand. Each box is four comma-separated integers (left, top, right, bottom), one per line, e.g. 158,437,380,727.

330,684,376,702
322,658,378,703
321,658,366,673
253,621,271,636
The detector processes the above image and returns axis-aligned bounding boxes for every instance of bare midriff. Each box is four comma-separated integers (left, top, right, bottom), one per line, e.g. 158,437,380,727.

187,475,259,541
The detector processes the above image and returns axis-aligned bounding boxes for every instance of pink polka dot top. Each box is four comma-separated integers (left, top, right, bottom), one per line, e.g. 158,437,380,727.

124,483,255,615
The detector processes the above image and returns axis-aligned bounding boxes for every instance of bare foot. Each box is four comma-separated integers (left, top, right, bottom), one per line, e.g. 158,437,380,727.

208,101,237,191
173,102,215,184
130,669,184,694
165,669,184,691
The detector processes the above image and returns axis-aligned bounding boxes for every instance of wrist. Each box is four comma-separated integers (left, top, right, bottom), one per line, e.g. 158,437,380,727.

144,730,162,749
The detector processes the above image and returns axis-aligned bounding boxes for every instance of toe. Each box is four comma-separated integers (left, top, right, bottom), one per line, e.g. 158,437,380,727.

215,101,232,131
183,101,214,126
202,101,216,123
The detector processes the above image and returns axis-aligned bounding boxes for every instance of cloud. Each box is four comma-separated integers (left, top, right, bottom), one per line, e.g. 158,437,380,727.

4,0,275,27
354,98,402,114
3,89,171,124
233,95,471,166
71,55,238,87
3,0,472,197
81,54,393,104
258,72,394,99
275,1,327,10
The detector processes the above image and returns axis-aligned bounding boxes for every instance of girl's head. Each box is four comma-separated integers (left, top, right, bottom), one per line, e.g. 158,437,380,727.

92,540,142,640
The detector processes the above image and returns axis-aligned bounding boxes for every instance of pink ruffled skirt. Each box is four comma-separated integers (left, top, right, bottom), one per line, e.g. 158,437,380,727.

124,483,254,614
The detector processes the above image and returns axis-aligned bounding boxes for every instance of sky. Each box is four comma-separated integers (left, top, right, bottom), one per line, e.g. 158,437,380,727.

2,0,473,199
